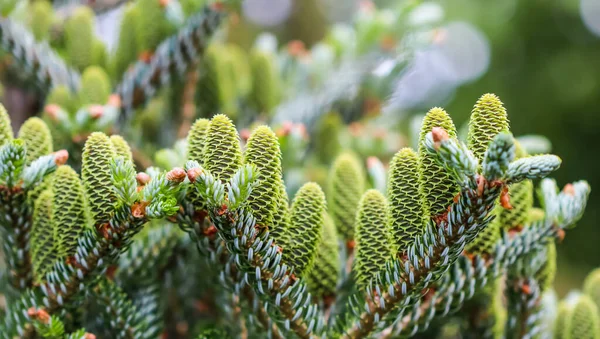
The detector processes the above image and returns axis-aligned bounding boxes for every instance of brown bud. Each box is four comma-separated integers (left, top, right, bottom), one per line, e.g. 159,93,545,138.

89,105,104,119
500,186,513,210
167,167,186,183
85,334,97,339
431,127,449,149
27,307,50,324
563,183,576,196
131,202,148,218
187,167,203,183
159,0,170,8
53,149,69,166
136,172,151,186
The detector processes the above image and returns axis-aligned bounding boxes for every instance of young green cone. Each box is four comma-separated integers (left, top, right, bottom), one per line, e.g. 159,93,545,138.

203,115,242,184
0,103,13,147
354,189,392,290
81,132,116,225
565,295,600,339
284,182,326,278
79,66,111,106
328,152,365,242
307,212,341,301
52,165,88,257
243,126,282,227
418,107,459,217
110,135,133,164
387,147,426,254
17,117,53,164
30,190,57,283
467,93,510,162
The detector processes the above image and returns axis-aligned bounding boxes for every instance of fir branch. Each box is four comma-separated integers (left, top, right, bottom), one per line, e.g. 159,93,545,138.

0,144,64,290
93,279,151,339
186,164,325,338
0,18,80,92
1,165,185,337
115,5,225,120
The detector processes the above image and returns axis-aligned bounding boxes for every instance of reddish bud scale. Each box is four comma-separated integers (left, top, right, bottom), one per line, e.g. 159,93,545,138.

187,167,203,183
563,183,576,196
167,167,186,183
53,149,69,165
500,186,513,210
431,127,449,150
136,172,151,186
131,201,149,218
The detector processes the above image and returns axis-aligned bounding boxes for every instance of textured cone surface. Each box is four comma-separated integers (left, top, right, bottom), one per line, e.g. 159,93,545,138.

244,126,282,227
250,49,280,114
110,135,133,164
565,295,600,339
112,4,139,80
584,269,600,310
186,118,210,210
307,212,341,299
65,7,94,71
28,0,54,41
46,85,77,113
418,107,458,217
555,301,572,339
536,241,556,292
355,189,393,290
500,143,533,229
52,165,88,257
465,207,501,256
285,182,326,278
467,93,510,162
17,117,53,164
203,115,242,183
79,66,111,106
270,180,291,251
387,148,426,253
328,152,365,241
31,190,56,283
82,132,116,225
187,118,210,164
0,104,13,147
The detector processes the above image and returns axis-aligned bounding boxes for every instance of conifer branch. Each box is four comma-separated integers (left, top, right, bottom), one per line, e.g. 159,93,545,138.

115,5,225,119
0,18,81,92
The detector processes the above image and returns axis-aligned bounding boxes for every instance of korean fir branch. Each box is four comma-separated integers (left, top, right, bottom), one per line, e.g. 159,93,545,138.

0,18,81,92
332,129,561,339
0,108,68,290
115,5,225,120
1,133,185,338
92,278,154,339
177,118,287,337
497,179,590,339
391,174,588,339
186,164,326,339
